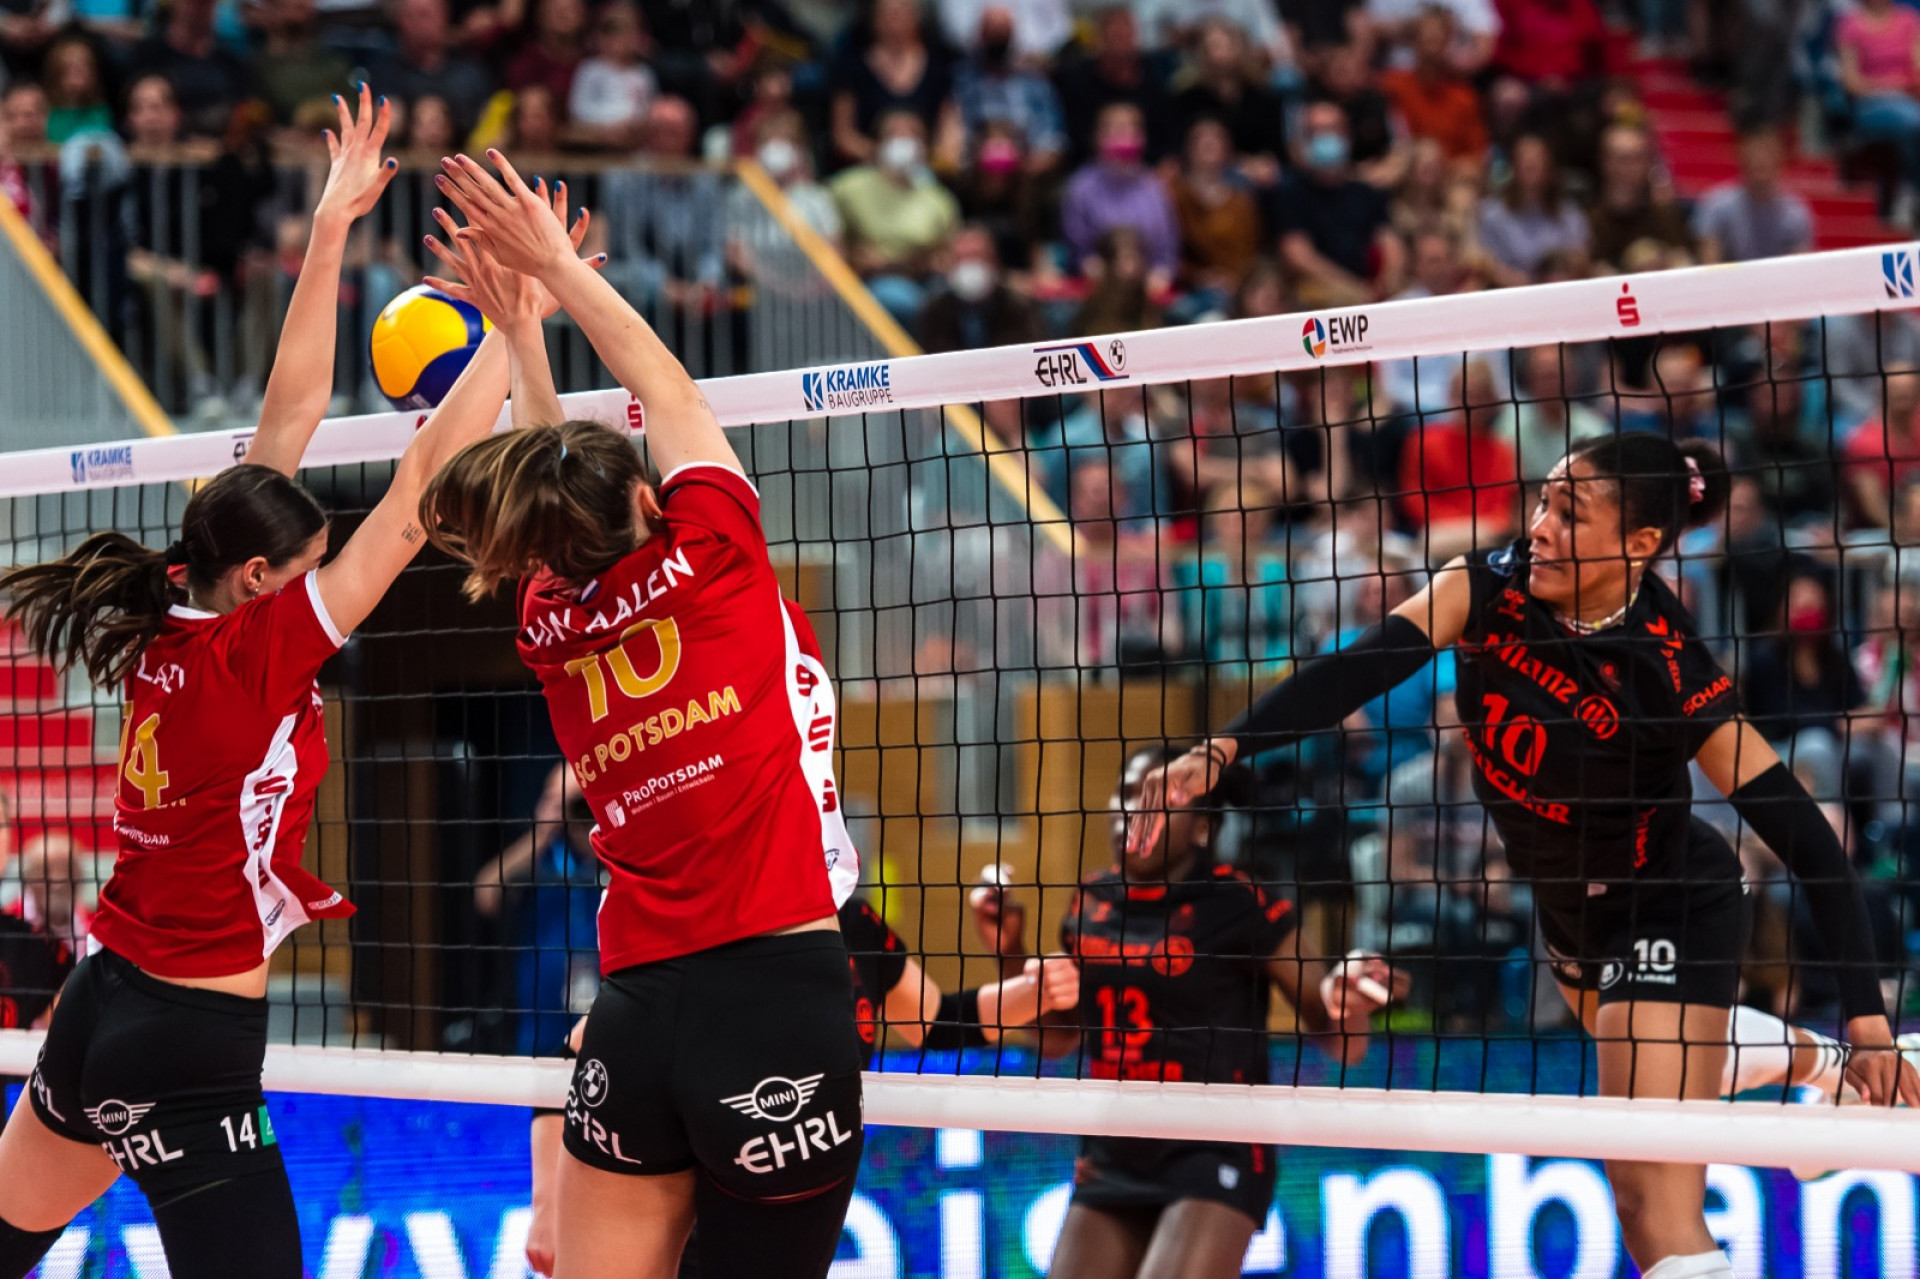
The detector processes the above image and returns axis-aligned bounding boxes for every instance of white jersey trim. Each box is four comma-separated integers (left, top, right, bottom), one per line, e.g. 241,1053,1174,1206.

778,592,859,907
659,460,762,498
238,710,314,958
167,603,217,620
304,571,348,649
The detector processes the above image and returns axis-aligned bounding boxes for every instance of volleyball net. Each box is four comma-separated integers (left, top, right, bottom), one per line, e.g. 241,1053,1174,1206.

3,247,1920,1177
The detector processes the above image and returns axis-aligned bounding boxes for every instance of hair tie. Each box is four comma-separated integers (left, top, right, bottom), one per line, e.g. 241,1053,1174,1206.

164,541,189,566
1684,455,1706,505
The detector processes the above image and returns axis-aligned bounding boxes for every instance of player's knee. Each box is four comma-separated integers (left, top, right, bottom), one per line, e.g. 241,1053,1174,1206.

0,1212,69,1279
148,1168,301,1279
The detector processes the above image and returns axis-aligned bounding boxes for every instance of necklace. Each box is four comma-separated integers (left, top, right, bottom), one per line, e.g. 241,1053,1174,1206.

1551,574,1639,635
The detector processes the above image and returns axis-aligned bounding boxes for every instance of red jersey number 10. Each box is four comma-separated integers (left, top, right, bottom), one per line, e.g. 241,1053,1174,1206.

565,618,682,723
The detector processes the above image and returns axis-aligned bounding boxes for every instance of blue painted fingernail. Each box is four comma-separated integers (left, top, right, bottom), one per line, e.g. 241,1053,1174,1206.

358,81,367,92
595,253,608,263
385,158,397,169
379,95,388,107
332,94,341,104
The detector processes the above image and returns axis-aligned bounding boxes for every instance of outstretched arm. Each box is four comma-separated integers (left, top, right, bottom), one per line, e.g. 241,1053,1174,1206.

435,150,740,478
245,85,399,477
1697,719,1920,1107
881,957,1080,1049
1127,558,1474,854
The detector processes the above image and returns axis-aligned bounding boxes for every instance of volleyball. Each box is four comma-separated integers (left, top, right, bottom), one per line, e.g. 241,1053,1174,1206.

368,285,491,410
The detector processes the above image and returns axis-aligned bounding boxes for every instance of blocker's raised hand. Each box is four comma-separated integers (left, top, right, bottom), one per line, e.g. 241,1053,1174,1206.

423,179,599,326
435,150,580,280
317,83,398,224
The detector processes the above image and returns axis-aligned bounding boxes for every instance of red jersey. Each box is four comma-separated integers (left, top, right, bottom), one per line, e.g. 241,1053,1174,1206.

94,572,354,977
518,463,841,973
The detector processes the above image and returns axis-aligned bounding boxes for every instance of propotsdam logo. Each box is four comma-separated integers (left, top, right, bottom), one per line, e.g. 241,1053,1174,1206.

801,362,893,413
1885,249,1918,300
69,445,136,484
84,1099,156,1137
721,1073,825,1123
1301,313,1369,360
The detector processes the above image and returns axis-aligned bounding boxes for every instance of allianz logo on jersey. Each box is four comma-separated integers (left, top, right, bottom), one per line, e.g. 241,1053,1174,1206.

801,361,894,413
1884,249,1918,299
69,445,135,484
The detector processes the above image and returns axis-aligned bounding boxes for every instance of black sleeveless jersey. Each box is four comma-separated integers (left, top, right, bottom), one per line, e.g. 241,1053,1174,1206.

1453,543,1742,897
1061,864,1297,1085
839,898,907,1066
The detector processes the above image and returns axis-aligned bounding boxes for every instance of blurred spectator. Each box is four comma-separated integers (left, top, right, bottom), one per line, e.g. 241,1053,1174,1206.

728,52,797,158
42,35,112,144
1476,132,1588,286
1717,472,1791,635
953,119,1051,274
0,788,74,1032
124,71,182,148
369,0,497,133
0,0,56,77
0,101,27,219
567,0,656,150
735,109,840,240
918,222,1040,352
1398,359,1519,560
830,0,961,169
1170,116,1263,314
403,92,458,153
831,106,960,327
505,0,587,105
1377,228,1489,415
1169,17,1287,185
1067,456,1173,669
1742,566,1864,802
1694,128,1812,264
1489,0,1605,88
1824,308,1920,428
1836,0,1920,218
952,5,1065,174
1736,369,1836,526
251,0,350,128
1333,547,1453,779
937,0,1071,63
1390,138,1478,246
1273,98,1402,305
1377,8,1487,166
1030,390,1162,525
128,0,252,139
1061,101,1177,288
1291,495,1419,649
602,95,726,312
1172,481,1292,677
1368,0,1498,73
508,81,562,151
1073,224,1165,335
1841,370,1920,531
473,763,603,1058
1491,344,1606,484
1282,0,1372,60
1308,39,1396,181
1053,5,1175,165
1139,0,1296,70
1160,374,1295,518
1585,122,1692,272
1,81,46,146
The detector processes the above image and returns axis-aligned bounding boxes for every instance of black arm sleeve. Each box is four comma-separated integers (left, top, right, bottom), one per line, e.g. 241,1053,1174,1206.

1224,614,1438,756
921,987,990,1051
1728,762,1887,1021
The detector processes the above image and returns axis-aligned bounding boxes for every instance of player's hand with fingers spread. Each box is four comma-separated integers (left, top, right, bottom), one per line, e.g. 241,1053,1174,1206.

1844,1015,1920,1107
423,181,601,327
1026,953,1079,1014
1125,744,1229,857
316,82,398,226
436,149,580,279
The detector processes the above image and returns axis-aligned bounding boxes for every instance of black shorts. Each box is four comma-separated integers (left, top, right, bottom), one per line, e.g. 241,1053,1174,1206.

1072,1137,1277,1226
1536,832,1748,1009
564,930,865,1200
29,949,282,1195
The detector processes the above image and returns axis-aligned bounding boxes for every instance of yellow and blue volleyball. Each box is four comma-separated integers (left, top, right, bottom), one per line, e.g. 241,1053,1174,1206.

368,285,492,410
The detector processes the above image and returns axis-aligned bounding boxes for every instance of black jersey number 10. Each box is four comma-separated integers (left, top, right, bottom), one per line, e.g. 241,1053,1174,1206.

1480,693,1548,777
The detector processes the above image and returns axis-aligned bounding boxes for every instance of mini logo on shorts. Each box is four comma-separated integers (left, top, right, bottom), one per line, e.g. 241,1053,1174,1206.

85,1099,155,1137
579,1059,610,1108
721,1074,824,1123
1599,961,1625,990
1218,1164,1241,1189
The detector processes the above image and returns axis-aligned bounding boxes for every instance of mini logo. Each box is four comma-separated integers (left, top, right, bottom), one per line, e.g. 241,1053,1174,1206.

1032,339,1129,388
1617,283,1641,328
1599,961,1624,989
801,362,893,413
85,1099,155,1137
69,445,136,484
721,1073,824,1122
1301,317,1327,358
1885,249,1918,300
578,1059,610,1108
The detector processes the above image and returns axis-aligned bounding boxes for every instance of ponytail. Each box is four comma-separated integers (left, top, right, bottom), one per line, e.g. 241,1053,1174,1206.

2,533,174,687
1,463,326,690
1566,434,1729,556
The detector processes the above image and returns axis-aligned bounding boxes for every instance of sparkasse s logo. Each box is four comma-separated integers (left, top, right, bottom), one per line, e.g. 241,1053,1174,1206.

1616,282,1642,327
801,362,894,413
1884,249,1917,299
1032,339,1129,388
1300,313,1369,360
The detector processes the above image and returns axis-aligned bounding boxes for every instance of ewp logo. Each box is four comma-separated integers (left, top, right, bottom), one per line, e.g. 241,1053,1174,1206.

1301,318,1327,358
1884,249,1917,299
1301,313,1370,360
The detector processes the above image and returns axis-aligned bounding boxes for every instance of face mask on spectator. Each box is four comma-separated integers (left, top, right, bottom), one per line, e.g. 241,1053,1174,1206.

1099,135,1145,166
879,135,923,174
757,138,800,178
949,259,994,301
978,136,1021,176
1787,603,1831,634
1305,131,1348,170
980,34,1012,68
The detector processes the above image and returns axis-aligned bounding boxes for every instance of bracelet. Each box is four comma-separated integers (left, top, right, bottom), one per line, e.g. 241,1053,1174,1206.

1200,741,1230,768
